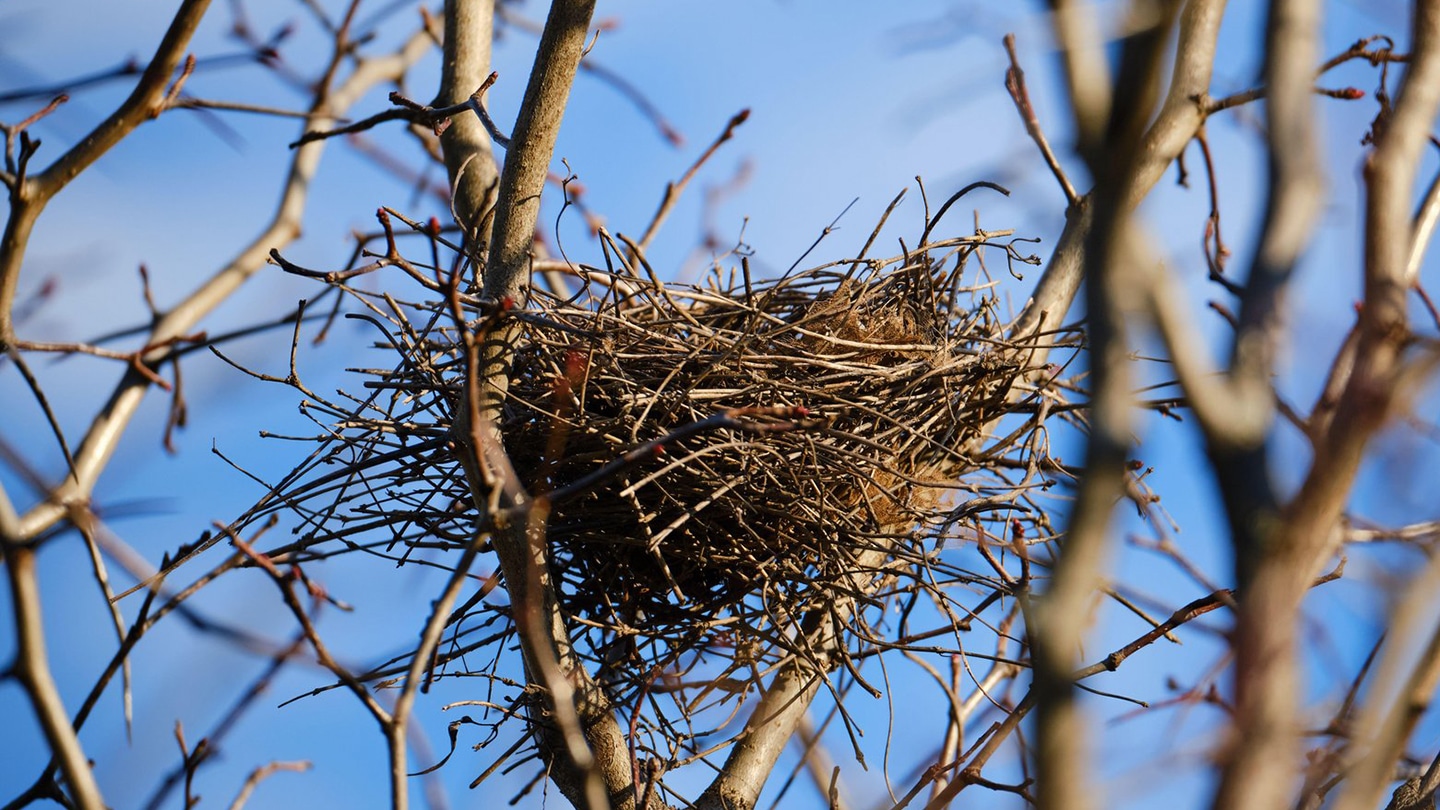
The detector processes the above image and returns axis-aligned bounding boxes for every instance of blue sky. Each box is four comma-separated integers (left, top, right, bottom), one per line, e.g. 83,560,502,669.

2,1,1436,808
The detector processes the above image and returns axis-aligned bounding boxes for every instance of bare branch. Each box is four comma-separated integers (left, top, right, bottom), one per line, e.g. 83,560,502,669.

635,108,750,253
1048,0,1112,152
1334,549,1440,810
1174,0,1322,454
1003,34,1078,206
288,84,505,149
436,0,499,247
0,0,210,343
12,26,436,564
4,545,106,810
227,761,311,810
692,585,857,810
1013,0,1227,349
1028,3,1199,809
443,2,642,808
483,0,597,304
1216,4,1440,809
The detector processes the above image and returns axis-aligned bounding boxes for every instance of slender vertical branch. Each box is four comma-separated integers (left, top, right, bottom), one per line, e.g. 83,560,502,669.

5,545,106,810
385,6,499,803
1214,3,1440,809
444,2,648,808
483,0,596,304
1027,4,1199,809
1048,0,1113,152
434,0,498,250
1207,5,1322,807
1333,552,1440,810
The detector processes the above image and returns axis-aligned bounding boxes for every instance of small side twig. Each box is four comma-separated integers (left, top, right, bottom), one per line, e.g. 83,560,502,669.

634,108,750,253
227,761,311,810
1003,34,1078,205
291,74,510,149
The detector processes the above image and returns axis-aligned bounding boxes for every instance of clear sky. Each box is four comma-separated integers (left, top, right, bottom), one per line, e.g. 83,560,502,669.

1,2,1436,809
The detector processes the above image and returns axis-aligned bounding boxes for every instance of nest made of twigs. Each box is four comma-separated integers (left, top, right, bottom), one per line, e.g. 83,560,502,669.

253,221,1068,700
499,250,1040,641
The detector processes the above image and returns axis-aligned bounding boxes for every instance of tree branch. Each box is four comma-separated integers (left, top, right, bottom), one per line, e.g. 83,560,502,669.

13,26,436,546
483,0,595,304
1012,0,1227,352
442,2,645,809
1027,4,1209,809
1333,548,1440,810
694,546,892,810
435,0,499,249
3,545,106,809
1214,3,1440,809
0,0,210,345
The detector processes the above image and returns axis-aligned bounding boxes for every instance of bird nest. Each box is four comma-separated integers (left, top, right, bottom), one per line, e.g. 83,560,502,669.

506,256,1036,631
248,217,1072,697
